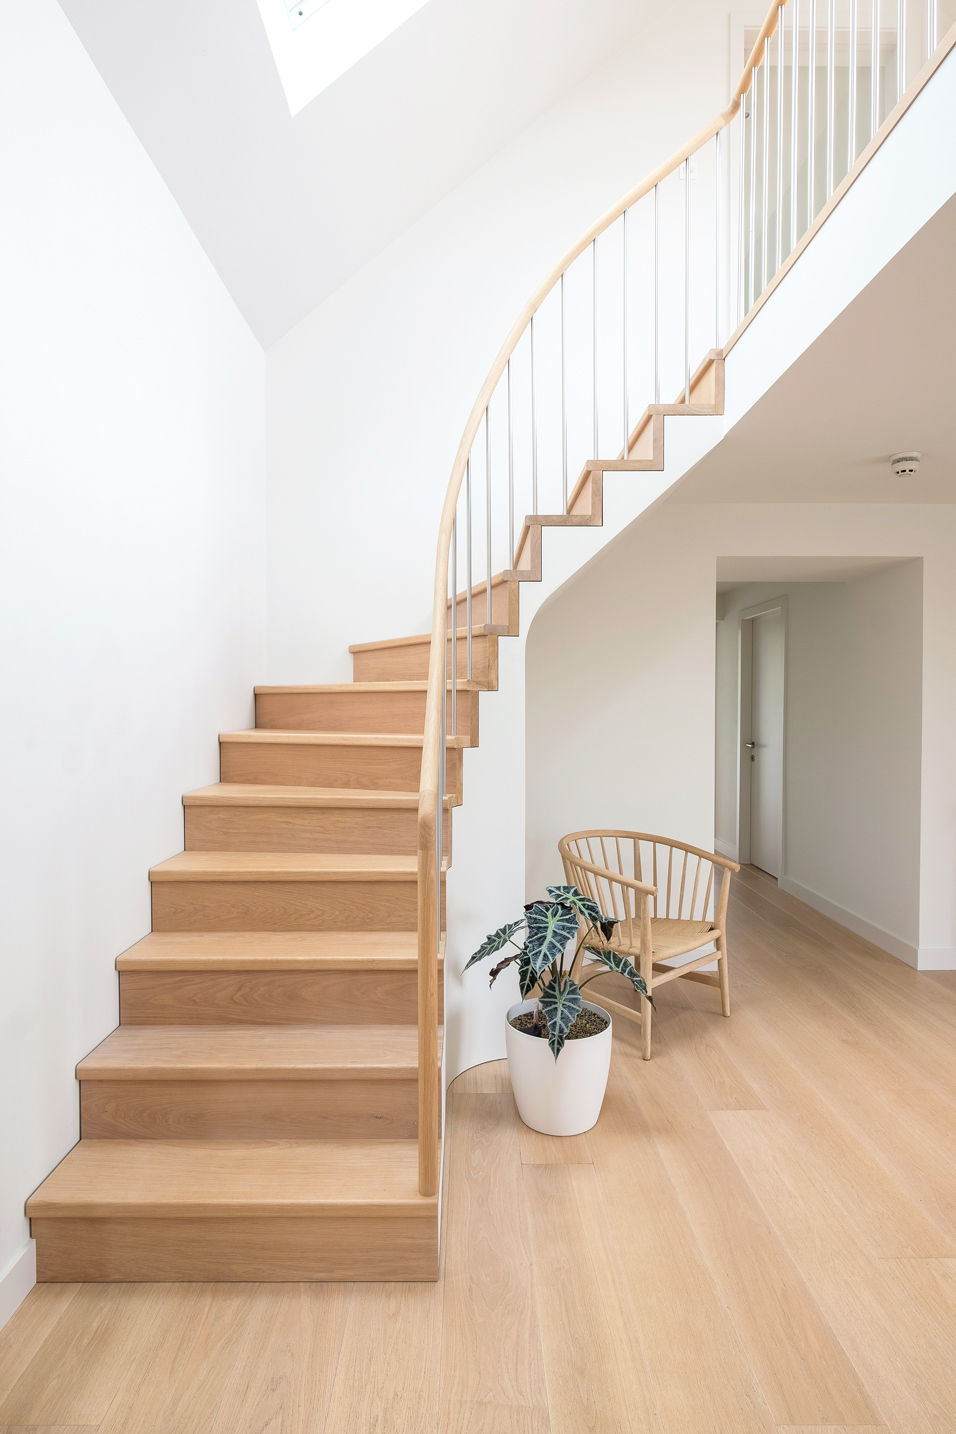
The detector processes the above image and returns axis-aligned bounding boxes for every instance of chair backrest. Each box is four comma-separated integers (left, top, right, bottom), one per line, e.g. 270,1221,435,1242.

559,830,734,932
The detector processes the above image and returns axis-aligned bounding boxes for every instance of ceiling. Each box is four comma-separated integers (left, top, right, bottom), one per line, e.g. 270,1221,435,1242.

673,190,956,505
59,0,669,346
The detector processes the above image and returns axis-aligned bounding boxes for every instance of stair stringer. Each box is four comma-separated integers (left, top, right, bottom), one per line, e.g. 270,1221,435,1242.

443,37,956,1083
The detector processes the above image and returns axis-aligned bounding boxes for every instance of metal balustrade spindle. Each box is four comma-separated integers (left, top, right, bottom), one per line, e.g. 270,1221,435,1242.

654,184,661,402
849,0,858,170
749,76,757,309
826,0,835,198
530,317,538,514
450,515,457,735
684,159,691,401
898,0,906,97
465,458,473,680
592,238,599,454
561,272,568,509
872,0,880,137
507,359,514,562
737,105,746,323
485,410,492,624
808,0,817,224
928,0,937,56
779,4,785,272
762,40,770,290
714,130,721,348
791,0,799,249
622,208,629,454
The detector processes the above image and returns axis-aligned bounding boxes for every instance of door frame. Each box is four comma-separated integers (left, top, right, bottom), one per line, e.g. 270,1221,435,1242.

736,595,789,874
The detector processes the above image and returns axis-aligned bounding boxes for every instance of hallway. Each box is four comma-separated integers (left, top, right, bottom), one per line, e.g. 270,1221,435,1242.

1,870,953,1432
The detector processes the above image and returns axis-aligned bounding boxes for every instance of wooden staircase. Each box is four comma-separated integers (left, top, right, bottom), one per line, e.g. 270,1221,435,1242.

25,359,723,1282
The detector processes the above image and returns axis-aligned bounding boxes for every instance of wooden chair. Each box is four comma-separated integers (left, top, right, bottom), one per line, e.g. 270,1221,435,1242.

558,830,740,1059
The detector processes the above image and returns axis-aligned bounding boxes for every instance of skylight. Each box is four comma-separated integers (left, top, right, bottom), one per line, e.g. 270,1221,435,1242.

257,0,432,115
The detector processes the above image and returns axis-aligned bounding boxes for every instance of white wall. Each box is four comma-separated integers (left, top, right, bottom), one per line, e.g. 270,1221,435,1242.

263,0,737,682
526,504,955,969
715,568,923,957
0,1,266,1324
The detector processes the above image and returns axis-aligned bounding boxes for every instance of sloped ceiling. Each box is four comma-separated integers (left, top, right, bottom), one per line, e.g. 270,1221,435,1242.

673,191,956,504
59,0,670,346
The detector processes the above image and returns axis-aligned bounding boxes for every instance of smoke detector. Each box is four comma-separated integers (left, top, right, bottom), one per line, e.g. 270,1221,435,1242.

890,452,921,478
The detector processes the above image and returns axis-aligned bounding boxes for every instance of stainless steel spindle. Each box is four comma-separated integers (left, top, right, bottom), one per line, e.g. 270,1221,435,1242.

749,74,757,309
928,0,937,56
530,317,538,514
465,458,473,680
791,0,799,248
849,0,858,169
898,0,906,96
872,0,880,136
592,239,598,456
714,130,721,348
762,39,770,291
654,184,661,403
622,208,629,454
506,359,514,560
450,515,457,736
737,105,746,323
561,272,568,510
683,159,690,403
776,8,784,274
485,409,492,627
826,0,835,197
808,0,817,222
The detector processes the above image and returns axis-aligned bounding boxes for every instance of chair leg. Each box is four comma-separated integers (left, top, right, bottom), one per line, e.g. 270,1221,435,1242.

640,950,653,1060
716,935,731,1017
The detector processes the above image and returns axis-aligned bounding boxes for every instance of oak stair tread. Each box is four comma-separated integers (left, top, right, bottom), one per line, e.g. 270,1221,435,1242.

26,1139,435,1219
116,930,441,971
183,783,454,809
77,1023,434,1079
348,626,497,653
254,681,483,694
149,852,443,882
221,728,469,748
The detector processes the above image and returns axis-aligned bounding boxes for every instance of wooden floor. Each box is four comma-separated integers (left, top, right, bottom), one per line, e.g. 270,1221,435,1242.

2,866,954,1433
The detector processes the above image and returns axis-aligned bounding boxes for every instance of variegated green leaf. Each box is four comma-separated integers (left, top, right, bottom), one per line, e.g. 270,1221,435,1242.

539,975,583,1059
545,884,612,931
524,902,579,975
464,920,524,972
582,946,655,1006
518,951,539,999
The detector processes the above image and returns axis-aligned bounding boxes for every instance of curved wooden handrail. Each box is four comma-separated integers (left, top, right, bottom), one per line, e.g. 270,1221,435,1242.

416,0,792,1195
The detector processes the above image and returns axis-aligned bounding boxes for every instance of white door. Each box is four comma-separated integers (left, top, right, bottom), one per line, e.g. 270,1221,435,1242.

748,609,785,877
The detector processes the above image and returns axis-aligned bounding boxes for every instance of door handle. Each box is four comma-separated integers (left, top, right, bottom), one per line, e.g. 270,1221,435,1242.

744,741,756,749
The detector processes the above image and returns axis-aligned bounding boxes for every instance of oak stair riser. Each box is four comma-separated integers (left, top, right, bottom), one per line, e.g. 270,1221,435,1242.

256,687,479,739
80,1077,421,1141
351,632,497,684
119,969,434,1025
151,878,436,933
449,577,518,633
185,803,452,859
30,1215,438,1282
220,736,463,798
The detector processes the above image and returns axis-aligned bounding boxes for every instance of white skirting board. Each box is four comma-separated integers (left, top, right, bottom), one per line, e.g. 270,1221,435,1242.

0,1240,36,1333
778,877,920,968
916,946,956,971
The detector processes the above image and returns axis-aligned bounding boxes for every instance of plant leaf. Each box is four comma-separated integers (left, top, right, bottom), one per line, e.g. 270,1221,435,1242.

583,946,655,1006
545,884,613,930
464,920,524,972
487,952,520,987
539,975,583,1059
524,902,580,976
518,951,539,999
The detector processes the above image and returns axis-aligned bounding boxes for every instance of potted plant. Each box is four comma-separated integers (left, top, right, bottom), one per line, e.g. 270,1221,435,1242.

464,884,653,1135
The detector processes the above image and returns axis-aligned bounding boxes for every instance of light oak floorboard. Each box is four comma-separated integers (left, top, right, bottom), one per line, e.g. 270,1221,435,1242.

4,888,954,1431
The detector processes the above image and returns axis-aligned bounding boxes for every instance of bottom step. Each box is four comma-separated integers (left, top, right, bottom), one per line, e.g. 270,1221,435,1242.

27,1138,438,1281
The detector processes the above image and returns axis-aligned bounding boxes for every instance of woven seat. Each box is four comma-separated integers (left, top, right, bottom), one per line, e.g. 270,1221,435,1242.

559,830,739,1059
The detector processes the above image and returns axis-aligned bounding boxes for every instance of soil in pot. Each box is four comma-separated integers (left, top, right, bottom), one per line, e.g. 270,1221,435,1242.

509,1008,610,1040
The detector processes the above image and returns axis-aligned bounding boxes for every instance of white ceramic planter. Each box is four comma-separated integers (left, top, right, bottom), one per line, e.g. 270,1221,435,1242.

504,997,612,1136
